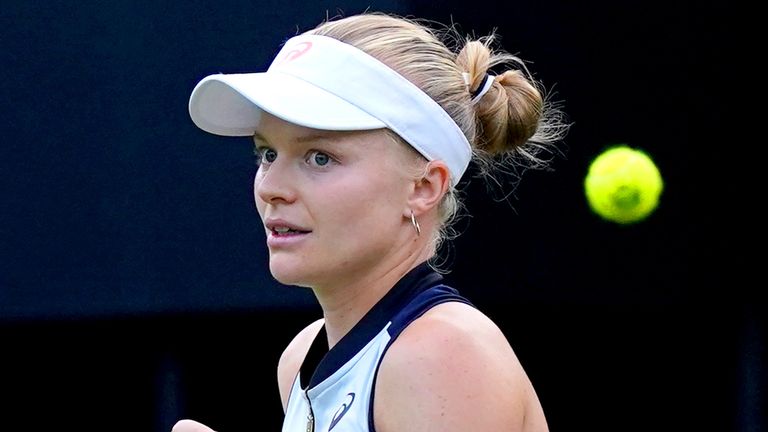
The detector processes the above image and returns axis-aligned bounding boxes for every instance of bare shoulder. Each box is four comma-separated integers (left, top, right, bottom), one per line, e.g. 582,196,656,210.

276,317,325,411
374,302,548,432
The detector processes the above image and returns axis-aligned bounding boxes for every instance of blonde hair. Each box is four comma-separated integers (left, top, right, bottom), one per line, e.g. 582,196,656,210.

306,12,569,259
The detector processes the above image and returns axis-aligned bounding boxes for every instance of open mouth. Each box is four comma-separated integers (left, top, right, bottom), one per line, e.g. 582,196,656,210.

271,227,311,236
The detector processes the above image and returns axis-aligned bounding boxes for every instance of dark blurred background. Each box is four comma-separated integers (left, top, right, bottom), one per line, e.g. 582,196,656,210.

1,1,756,431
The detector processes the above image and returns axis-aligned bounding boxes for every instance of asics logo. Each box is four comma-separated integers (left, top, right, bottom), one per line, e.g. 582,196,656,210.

328,392,355,431
274,41,312,66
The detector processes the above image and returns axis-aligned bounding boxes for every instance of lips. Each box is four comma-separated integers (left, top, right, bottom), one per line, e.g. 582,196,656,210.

264,218,311,249
264,218,312,236
271,226,310,236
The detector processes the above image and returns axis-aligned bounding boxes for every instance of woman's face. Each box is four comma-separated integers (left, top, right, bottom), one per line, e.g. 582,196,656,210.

253,112,415,288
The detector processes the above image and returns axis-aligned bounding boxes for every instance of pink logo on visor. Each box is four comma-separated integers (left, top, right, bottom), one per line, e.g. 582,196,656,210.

274,41,312,66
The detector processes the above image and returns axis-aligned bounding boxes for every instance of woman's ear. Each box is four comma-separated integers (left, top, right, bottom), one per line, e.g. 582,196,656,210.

406,160,450,217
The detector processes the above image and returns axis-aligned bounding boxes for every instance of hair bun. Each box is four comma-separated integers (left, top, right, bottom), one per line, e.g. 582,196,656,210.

457,37,543,155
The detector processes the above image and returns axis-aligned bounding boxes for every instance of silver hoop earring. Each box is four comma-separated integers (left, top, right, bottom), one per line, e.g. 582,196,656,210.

410,210,421,236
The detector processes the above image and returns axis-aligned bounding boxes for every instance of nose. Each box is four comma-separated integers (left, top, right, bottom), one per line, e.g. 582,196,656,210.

254,161,298,206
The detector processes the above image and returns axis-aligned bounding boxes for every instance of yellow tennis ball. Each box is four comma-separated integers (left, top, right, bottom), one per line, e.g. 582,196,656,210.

584,145,664,224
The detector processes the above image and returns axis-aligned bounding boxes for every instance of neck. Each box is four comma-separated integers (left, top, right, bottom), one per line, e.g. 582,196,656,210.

313,243,433,348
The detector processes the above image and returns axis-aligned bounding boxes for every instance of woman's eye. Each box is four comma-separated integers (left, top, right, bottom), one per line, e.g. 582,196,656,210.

307,151,331,167
254,147,277,165
264,149,278,163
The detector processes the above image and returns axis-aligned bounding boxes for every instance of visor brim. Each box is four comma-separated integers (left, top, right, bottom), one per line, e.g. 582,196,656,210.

188,72,386,137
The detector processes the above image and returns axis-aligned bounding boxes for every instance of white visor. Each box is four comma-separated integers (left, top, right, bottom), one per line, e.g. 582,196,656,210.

188,34,472,186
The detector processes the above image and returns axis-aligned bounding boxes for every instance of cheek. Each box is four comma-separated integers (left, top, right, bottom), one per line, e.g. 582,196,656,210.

253,176,265,215
328,177,403,231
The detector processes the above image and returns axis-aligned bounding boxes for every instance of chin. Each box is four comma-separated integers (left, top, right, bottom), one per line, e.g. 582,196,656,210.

268,258,315,288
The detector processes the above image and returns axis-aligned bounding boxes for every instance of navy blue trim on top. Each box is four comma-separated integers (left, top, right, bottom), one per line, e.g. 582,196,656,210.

299,262,444,390
386,284,473,339
367,286,474,432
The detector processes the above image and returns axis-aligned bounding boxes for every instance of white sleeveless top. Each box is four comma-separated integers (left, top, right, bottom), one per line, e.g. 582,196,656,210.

281,263,472,432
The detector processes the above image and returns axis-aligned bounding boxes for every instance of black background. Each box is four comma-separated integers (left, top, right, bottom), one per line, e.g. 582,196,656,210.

1,1,757,431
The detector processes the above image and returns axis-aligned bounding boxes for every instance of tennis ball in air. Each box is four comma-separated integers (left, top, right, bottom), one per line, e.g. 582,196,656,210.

584,145,664,224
